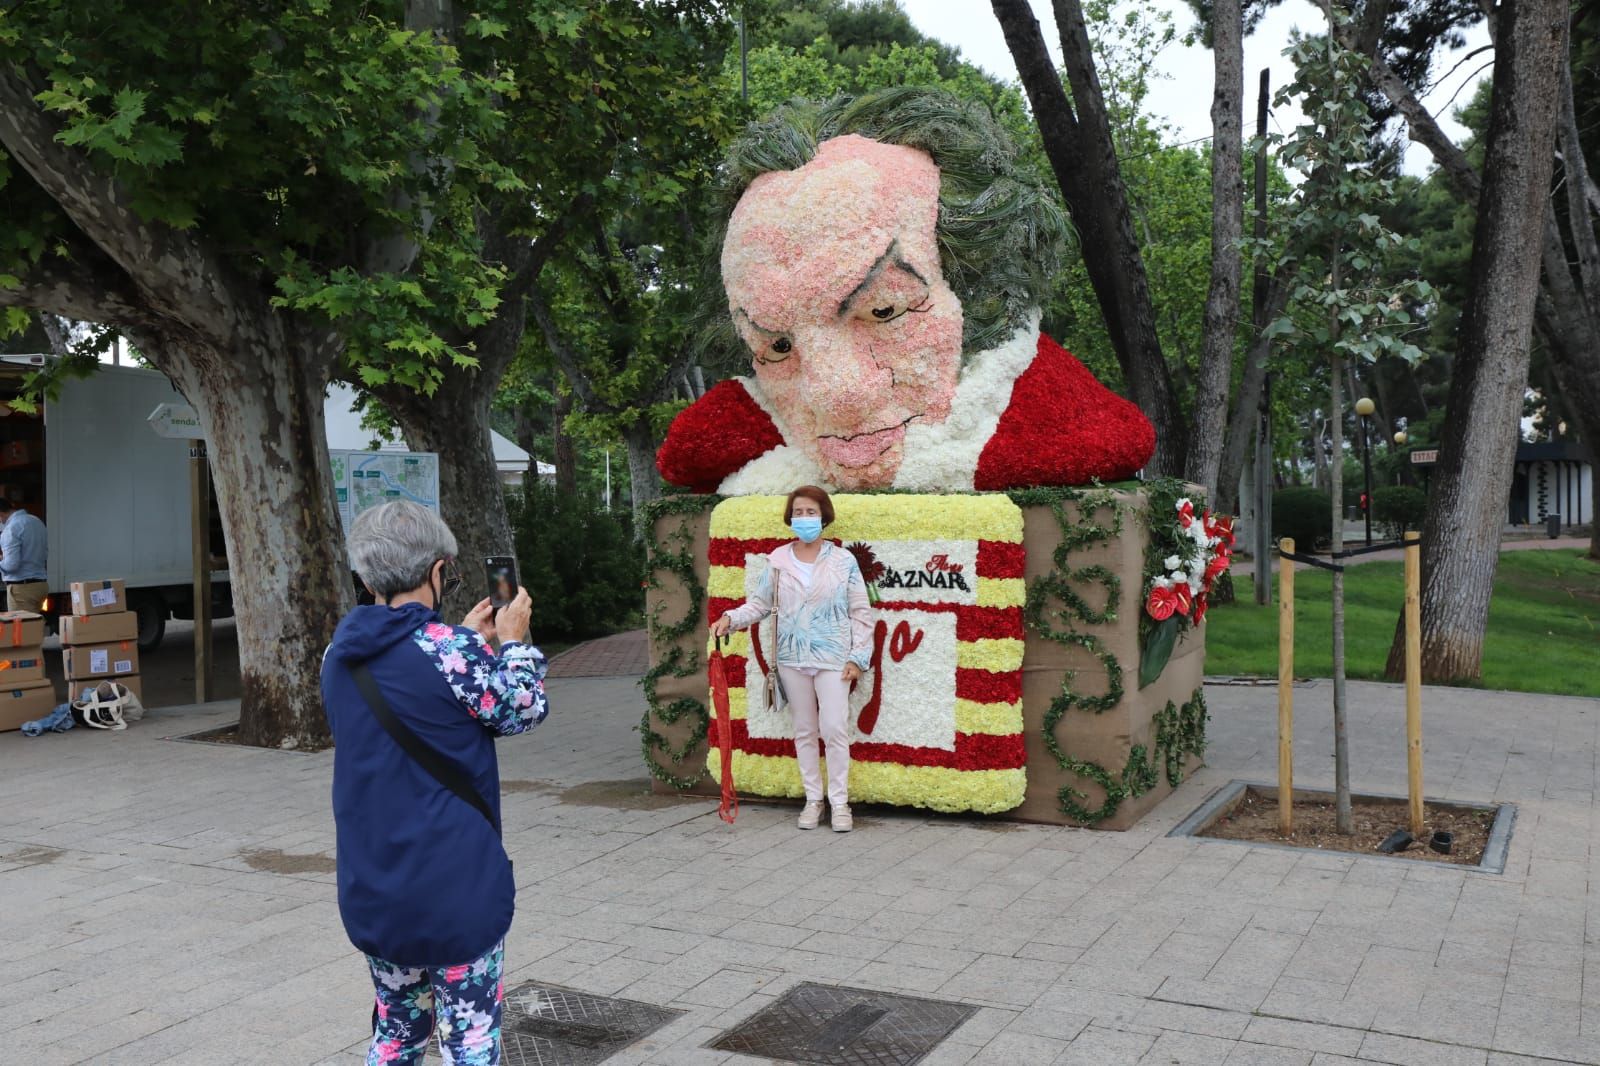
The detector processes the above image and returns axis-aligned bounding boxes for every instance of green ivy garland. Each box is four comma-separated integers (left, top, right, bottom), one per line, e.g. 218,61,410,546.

638,493,721,789
1054,689,1210,823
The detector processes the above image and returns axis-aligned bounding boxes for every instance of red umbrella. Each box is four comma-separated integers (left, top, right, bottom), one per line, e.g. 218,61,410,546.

708,633,739,824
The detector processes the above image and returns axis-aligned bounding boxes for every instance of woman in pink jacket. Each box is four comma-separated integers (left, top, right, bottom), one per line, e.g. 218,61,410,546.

712,486,875,832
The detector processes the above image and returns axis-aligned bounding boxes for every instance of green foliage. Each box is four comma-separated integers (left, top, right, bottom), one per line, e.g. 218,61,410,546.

1372,485,1427,539
0,1,518,392
510,480,643,643
1265,19,1434,371
1272,487,1332,551
1210,551,1600,698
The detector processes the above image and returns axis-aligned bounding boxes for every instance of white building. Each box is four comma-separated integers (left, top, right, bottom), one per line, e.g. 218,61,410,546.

323,383,552,487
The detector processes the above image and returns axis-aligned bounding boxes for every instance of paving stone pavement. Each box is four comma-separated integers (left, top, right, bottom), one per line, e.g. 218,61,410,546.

3,673,1600,1065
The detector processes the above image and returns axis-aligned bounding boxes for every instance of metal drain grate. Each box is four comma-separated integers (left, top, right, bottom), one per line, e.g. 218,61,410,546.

707,982,977,1066
501,982,685,1066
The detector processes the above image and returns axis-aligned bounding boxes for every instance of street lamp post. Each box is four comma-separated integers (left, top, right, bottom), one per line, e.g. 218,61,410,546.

1356,397,1375,546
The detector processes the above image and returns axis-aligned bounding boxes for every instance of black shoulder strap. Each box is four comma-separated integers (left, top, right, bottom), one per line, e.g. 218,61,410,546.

351,662,500,836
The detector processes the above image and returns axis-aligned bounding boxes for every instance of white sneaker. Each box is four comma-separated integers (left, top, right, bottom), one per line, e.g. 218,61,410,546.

797,801,824,830
831,804,853,833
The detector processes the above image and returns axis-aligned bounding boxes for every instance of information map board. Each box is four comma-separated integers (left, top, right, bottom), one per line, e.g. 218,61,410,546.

330,449,441,532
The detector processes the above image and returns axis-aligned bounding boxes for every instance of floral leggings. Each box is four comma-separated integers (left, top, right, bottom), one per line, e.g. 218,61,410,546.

366,939,504,1065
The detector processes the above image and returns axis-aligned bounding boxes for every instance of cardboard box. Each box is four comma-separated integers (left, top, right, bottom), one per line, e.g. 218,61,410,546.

61,611,137,646
0,679,59,733
69,579,126,616
0,441,37,469
70,675,142,706
62,640,139,681
0,611,45,649
0,648,46,683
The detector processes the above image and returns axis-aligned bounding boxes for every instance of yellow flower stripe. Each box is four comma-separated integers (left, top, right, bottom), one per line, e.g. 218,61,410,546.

708,750,1026,814
707,630,753,657
707,564,753,602
954,699,1024,736
709,493,1024,543
955,638,1025,674
975,577,1026,609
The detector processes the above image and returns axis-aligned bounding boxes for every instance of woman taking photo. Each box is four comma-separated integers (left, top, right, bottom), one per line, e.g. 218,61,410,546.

711,486,873,832
322,500,548,1066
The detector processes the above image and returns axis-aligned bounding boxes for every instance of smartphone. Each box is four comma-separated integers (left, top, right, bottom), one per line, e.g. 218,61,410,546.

486,556,518,610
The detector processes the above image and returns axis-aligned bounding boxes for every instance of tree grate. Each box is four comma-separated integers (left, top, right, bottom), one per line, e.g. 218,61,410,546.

707,982,977,1066
500,982,685,1066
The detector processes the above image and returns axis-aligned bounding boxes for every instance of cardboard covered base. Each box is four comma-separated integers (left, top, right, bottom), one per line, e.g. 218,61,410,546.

646,491,1211,829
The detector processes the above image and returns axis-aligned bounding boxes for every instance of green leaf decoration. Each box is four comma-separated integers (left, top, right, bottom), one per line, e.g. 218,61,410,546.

1139,615,1179,690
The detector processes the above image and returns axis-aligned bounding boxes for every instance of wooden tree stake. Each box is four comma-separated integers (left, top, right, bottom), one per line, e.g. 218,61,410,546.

1404,530,1424,836
1278,537,1295,835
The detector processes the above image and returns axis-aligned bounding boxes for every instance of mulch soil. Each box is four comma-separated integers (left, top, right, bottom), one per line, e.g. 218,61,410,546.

1200,787,1494,865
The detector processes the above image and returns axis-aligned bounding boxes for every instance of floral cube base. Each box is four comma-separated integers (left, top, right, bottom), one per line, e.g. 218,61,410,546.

643,485,1209,829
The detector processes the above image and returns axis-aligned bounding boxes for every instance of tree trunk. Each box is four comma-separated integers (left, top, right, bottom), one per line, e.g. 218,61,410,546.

553,390,578,495
147,323,349,750
622,418,661,530
379,374,513,622
1385,0,1569,679
1329,348,1352,833
1216,278,1292,514
1187,0,1245,500
990,0,1186,474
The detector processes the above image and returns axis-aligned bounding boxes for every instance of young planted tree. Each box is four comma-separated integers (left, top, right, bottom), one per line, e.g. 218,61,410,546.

1269,13,1430,830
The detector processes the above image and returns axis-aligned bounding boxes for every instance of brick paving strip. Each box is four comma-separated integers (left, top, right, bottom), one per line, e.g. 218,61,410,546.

545,629,649,679
2,671,1597,1064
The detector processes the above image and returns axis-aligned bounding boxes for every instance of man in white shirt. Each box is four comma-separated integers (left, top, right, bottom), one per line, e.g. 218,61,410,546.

0,498,48,613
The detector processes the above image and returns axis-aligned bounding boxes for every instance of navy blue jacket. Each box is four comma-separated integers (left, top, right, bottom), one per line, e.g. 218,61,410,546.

321,602,549,967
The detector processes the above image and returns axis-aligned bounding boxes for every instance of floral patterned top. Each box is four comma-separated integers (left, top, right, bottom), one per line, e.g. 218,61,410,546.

723,541,874,671
411,622,550,735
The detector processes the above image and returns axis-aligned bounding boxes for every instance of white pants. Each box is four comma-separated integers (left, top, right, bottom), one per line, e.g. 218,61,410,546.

779,666,851,807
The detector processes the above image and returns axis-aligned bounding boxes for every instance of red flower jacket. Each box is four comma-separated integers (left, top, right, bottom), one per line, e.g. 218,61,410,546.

657,332,1157,492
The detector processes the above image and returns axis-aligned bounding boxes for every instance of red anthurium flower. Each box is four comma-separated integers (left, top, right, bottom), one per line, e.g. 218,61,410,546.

1194,594,1209,624
1172,583,1194,616
1177,500,1196,528
1145,586,1178,621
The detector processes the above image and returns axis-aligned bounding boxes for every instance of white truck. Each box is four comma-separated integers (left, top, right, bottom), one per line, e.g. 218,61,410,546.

0,355,227,648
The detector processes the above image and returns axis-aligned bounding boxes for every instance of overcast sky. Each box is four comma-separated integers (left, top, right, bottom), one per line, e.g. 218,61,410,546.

897,0,1492,177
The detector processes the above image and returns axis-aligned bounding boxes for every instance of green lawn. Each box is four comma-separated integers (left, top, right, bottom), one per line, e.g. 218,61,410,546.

1205,549,1600,697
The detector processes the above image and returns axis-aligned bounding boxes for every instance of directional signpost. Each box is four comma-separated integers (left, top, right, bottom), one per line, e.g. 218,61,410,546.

146,403,212,703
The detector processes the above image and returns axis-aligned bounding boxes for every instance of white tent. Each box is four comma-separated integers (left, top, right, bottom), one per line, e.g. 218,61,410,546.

323,383,553,485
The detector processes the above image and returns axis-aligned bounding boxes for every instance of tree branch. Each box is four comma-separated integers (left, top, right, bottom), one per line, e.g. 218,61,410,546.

0,236,160,329
527,281,604,411
1364,52,1483,202
499,190,596,308
0,65,240,332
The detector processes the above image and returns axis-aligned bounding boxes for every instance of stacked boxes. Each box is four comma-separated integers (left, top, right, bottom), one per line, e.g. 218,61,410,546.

62,580,142,705
0,610,54,732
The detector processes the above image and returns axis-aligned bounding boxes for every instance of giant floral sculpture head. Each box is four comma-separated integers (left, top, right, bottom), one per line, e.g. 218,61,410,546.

658,87,1157,494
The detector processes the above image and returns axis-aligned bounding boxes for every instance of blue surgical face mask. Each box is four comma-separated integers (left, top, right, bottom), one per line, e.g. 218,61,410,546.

790,516,823,543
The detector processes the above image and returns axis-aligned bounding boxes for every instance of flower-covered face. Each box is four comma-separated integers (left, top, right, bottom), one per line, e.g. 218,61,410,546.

722,134,964,489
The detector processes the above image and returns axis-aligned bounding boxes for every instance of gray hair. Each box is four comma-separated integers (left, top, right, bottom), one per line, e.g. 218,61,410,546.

348,501,458,599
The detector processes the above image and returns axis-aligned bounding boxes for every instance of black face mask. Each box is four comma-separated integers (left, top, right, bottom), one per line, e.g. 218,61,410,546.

430,557,462,611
